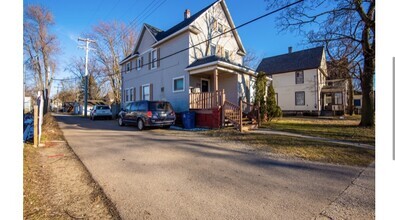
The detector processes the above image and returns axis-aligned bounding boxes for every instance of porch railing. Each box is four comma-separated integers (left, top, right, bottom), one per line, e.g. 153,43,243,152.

223,100,242,131
189,89,225,109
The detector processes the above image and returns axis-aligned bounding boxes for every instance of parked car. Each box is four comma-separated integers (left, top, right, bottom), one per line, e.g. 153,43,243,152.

118,101,176,130
90,105,112,120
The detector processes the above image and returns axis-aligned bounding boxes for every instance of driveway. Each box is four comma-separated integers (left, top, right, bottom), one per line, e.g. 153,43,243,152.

55,114,371,219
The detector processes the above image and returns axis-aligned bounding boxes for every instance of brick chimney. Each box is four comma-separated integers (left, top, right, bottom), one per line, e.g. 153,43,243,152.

288,46,293,54
184,9,190,20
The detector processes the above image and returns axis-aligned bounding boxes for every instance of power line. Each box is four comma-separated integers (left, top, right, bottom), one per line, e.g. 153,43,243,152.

121,0,305,73
55,0,303,82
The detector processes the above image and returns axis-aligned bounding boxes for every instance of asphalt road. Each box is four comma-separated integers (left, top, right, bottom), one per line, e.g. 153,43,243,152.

55,114,364,219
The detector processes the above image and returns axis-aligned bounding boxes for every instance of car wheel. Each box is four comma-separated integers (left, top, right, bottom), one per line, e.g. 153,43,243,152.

137,119,144,131
118,117,124,126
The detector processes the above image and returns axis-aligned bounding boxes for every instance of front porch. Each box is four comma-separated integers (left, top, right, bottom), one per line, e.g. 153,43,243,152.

185,56,259,131
321,79,348,116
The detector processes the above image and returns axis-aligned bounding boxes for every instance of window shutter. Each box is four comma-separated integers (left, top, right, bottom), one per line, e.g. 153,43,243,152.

149,84,153,101
139,86,142,100
130,61,132,72
141,56,144,69
133,88,136,101
157,48,160,67
136,59,138,70
148,52,151,70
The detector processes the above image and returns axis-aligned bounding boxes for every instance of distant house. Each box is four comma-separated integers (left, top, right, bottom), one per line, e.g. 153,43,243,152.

353,90,362,114
256,46,328,116
119,0,261,130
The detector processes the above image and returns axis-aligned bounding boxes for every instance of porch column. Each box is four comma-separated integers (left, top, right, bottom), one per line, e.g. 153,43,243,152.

213,69,218,92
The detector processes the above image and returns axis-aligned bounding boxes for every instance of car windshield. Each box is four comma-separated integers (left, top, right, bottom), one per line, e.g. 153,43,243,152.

149,102,173,112
97,106,110,110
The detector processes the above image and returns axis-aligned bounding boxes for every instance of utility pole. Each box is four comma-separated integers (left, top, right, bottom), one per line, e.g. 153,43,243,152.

78,37,96,117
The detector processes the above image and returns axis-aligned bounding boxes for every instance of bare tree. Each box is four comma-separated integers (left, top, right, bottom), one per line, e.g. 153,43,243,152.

243,49,259,69
266,0,375,126
66,57,106,101
23,4,60,114
87,21,135,103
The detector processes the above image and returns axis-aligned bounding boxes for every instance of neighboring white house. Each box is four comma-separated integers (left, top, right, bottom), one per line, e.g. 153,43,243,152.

119,0,259,129
256,46,328,116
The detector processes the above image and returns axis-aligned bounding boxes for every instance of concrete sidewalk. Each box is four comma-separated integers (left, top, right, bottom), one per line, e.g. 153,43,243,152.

250,129,375,150
315,162,375,219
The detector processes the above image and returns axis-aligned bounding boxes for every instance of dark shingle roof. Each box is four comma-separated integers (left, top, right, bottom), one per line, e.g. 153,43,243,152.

144,23,163,40
186,55,255,72
121,1,219,64
256,46,324,75
155,1,218,41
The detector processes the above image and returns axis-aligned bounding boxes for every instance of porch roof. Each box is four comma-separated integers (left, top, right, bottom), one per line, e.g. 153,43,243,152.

185,55,256,76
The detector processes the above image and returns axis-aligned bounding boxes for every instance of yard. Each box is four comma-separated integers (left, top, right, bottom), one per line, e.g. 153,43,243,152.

201,115,375,167
260,115,375,145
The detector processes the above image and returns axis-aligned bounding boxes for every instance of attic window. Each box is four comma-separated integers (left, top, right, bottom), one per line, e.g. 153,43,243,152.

218,23,224,33
295,71,304,84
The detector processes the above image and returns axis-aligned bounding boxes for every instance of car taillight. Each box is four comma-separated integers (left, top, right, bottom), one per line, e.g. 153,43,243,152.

147,111,152,118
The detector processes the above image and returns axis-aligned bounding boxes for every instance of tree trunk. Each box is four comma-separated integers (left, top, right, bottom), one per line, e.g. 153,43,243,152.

359,54,375,126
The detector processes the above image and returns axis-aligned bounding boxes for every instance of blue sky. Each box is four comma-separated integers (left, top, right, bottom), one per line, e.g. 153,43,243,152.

24,0,309,89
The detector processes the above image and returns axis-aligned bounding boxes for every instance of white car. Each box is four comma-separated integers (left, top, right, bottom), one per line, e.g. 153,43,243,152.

90,105,112,120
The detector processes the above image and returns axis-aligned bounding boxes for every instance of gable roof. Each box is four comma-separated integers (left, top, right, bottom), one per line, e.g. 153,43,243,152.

144,23,163,40
154,1,217,41
256,46,325,75
121,0,247,64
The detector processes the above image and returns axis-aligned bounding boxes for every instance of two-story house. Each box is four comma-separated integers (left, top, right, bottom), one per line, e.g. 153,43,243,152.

120,0,259,129
256,46,328,116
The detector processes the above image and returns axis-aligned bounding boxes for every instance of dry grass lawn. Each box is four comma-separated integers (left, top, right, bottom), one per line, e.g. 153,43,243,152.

202,129,375,167
261,115,375,145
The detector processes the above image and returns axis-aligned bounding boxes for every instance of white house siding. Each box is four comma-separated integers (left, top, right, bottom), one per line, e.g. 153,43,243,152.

219,74,238,104
189,2,242,65
271,68,320,112
122,32,191,112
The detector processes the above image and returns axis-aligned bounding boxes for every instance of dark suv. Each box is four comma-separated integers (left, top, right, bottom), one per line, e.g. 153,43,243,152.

118,101,176,130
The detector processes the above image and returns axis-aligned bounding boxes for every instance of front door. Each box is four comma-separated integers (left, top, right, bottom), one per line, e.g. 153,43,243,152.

201,79,210,92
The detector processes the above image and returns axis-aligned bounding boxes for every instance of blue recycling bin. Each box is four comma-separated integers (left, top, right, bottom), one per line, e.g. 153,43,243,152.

182,111,196,129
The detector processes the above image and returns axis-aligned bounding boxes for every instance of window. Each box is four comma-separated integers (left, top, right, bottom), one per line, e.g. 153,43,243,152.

125,89,129,102
218,23,224,33
129,88,134,102
142,84,150,100
173,76,184,92
137,57,142,70
126,62,130,72
354,99,361,107
295,71,304,84
151,49,157,69
334,93,343,104
295,91,305,105
225,49,230,60
210,44,216,56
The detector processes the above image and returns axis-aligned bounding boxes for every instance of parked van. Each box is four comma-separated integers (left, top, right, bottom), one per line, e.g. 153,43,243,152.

118,101,176,130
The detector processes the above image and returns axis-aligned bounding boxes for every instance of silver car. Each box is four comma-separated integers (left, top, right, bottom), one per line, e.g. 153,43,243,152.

90,105,112,120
